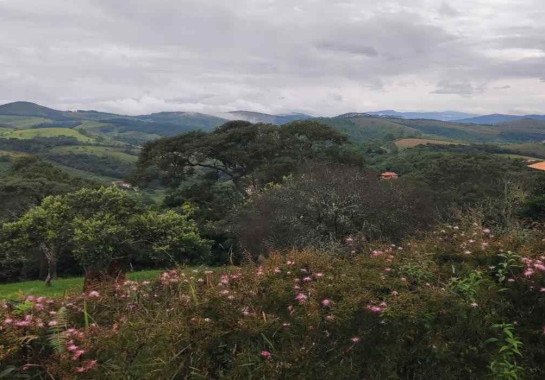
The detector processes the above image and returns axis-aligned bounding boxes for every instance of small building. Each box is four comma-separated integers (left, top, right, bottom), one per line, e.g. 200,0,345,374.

380,171,399,180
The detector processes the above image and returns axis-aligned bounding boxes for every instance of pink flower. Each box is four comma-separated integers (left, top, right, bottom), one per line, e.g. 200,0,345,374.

314,272,324,278
303,276,313,283
482,228,491,234
366,304,386,314
3,318,13,325
260,350,272,360
48,320,58,327
295,293,308,304
87,291,100,298
321,299,333,307
325,314,335,321
350,336,361,343
534,263,545,271
72,349,85,360
67,344,79,352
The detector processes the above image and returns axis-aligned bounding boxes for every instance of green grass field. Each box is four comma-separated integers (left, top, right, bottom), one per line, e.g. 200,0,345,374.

2,127,94,142
44,161,118,183
0,115,52,129
394,138,461,149
48,145,139,163
0,270,163,300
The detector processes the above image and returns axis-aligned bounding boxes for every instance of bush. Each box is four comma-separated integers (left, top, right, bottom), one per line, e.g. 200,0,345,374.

2,223,544,378
231,164,436,256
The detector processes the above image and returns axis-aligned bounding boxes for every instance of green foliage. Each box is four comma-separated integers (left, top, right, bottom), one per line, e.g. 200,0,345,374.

1,187,210,282
449,270,485,303
487,323,525,379
136,120,356,193
494,251,523,284
231,163,435,256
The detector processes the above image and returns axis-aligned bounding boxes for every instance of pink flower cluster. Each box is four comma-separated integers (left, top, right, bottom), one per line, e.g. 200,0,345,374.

366,302,387,314
522,256,545,278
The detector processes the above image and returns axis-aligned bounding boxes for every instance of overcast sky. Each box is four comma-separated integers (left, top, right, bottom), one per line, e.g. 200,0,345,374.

1,0,544,116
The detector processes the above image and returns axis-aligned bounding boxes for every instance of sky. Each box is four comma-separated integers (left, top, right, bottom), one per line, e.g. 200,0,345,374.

1,0,544,116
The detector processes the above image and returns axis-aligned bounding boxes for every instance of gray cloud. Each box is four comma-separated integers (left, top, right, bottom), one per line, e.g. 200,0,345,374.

0,0,544,115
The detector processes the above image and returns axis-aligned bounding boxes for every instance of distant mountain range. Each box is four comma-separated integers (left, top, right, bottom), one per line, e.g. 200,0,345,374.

454,114,545,124
225,111,312,125
2,101,544,126
366,110,478,122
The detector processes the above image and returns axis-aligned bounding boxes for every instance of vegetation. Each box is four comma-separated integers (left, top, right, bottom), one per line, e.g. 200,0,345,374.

1,223,544,378
0,270,162,299
3,105,545,378
1,187,210,286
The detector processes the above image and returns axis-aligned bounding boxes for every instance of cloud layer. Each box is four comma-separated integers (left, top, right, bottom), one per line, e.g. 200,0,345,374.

1,0,544,115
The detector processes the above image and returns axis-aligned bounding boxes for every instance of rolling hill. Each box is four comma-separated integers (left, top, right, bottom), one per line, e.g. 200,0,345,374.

1,100,545,183
367,110,477,121
456,114,545,124
226,111,312,125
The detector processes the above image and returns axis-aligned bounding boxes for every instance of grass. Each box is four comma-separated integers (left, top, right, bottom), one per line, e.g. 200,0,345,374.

0,116,52,129
48,145,139,163
0,270,163,300
44,161,118,183
395,138,461,149
2,128,94,142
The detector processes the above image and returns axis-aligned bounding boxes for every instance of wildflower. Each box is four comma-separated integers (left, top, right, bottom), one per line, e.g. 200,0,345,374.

314,272,324,278
260,350,272,360
325,314,335,321
48,320,58,327
303,276,313,283
535,263,545,271
350,336,361,343
87,290,100,298
295,293,308,304
3,318,13,325
72,349,85,360
391,290,399,296
470,302,478,308
482,228,491,234
67,344,79,352
464,250,471,255
274,267,282,274
321,299,333,307
366,304,386,313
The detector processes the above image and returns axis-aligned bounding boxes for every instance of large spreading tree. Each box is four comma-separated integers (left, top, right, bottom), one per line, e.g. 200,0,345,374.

135,120,360,195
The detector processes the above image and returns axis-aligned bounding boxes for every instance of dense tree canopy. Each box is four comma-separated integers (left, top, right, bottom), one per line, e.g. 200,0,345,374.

1,187,209,285
135,120,360,194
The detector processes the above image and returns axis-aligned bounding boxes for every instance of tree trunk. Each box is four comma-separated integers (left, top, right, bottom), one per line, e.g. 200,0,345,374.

44,259,53,287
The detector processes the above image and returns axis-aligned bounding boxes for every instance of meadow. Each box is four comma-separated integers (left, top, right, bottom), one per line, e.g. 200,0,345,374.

0,270,163,299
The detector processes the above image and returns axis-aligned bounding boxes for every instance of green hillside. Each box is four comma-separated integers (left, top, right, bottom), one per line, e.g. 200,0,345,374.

0,115,52,129
2,127,94,142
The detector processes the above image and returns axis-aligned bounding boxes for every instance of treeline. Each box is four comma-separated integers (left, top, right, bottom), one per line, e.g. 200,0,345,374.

3,120,545,283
